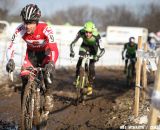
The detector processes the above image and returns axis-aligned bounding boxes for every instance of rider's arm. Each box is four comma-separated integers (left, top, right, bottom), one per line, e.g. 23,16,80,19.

96,35,105,57
122,43,127,59
70,31,81,52
43,25,59,64
6,24,25,61
135,43,138,50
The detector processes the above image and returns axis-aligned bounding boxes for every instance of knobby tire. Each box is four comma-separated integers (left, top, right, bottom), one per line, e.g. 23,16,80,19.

21,82,34,130
127,64,134,87
21,82,41,130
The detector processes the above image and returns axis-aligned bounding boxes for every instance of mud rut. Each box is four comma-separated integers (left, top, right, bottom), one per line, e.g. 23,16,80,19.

0,67,150,130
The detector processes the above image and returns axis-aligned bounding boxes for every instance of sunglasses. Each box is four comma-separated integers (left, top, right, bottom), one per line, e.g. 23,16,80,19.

85,31,92,34
24,20,37,24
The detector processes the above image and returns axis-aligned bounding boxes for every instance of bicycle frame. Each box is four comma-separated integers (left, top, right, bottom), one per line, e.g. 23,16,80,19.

76,53,94,86
75,52,94,104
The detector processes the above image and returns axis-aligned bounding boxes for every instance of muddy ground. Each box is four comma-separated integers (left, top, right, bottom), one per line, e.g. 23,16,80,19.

0,67,155,130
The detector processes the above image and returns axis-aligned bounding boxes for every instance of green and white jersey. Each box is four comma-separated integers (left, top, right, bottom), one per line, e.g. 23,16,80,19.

70,28,105,58
124,42,137,56
78,29,100,46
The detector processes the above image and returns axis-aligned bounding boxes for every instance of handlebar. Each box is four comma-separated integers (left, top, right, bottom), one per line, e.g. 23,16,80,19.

79,55,94,59
26,66,45,71
26,67,52,84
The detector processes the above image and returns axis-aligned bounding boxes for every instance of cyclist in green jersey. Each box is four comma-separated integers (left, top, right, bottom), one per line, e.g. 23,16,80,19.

70,21,105,95
122,37,137,73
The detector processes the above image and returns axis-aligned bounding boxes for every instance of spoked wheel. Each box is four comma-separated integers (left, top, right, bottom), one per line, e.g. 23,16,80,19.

126,65,132,87
21,83,34,130
127,76,132,87
76,87,83,105
126,64,135,87
75,67,87,105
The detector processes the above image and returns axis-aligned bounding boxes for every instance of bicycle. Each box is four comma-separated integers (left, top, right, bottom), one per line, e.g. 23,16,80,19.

74,51,94,105
20,67,51,130
126,58,136,87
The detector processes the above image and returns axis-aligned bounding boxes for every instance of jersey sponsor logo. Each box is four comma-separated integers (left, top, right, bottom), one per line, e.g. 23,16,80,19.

26,39,46,48
26,39,45,45
15,25,24,34
43,26,54,43
12,24,26,42
36,35,40,39
27,43,45,48
43,26,54,36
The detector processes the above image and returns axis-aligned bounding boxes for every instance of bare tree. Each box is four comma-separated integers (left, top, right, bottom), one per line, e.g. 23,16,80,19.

51,5,92,26
102,5,140,28
0,0,17,20
141,3,160,32
89,7,105,31
51,5,105,31
50,5,140,31
51,10,68,25
5,2,158,33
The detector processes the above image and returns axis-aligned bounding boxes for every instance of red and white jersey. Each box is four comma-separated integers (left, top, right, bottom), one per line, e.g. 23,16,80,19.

6,22,58,63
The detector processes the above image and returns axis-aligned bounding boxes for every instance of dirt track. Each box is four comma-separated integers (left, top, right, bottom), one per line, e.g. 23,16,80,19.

0,67,152,130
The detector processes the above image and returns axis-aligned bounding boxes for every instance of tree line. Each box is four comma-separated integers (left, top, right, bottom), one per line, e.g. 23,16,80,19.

1,0,160,32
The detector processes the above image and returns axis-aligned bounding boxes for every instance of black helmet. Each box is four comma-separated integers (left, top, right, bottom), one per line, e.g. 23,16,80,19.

20,4,41,23
129,37,135,43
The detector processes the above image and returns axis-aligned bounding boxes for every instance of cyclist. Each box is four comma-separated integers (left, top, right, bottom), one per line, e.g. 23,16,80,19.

147,33,157,51
6,4,59,119
70,21,105,95
122,37,137,74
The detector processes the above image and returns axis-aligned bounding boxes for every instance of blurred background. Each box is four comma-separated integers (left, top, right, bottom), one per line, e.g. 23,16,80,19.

0,0,160,71
1,0,159,32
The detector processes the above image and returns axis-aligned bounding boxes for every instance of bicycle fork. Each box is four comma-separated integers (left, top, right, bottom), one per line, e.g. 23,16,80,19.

76,73,86,88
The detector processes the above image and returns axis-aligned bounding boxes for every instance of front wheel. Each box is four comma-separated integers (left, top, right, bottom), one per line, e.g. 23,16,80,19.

126,64,135,87
21,82,35,130
76,67,87,105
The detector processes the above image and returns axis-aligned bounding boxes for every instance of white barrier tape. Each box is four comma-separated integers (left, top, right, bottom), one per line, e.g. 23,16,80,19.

147,58,157,71
151,90,160,110
136,49,157,72
156,48,160,56
136,49,157,59
146,60,157,72
136,49,144,58
136,84,142,89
